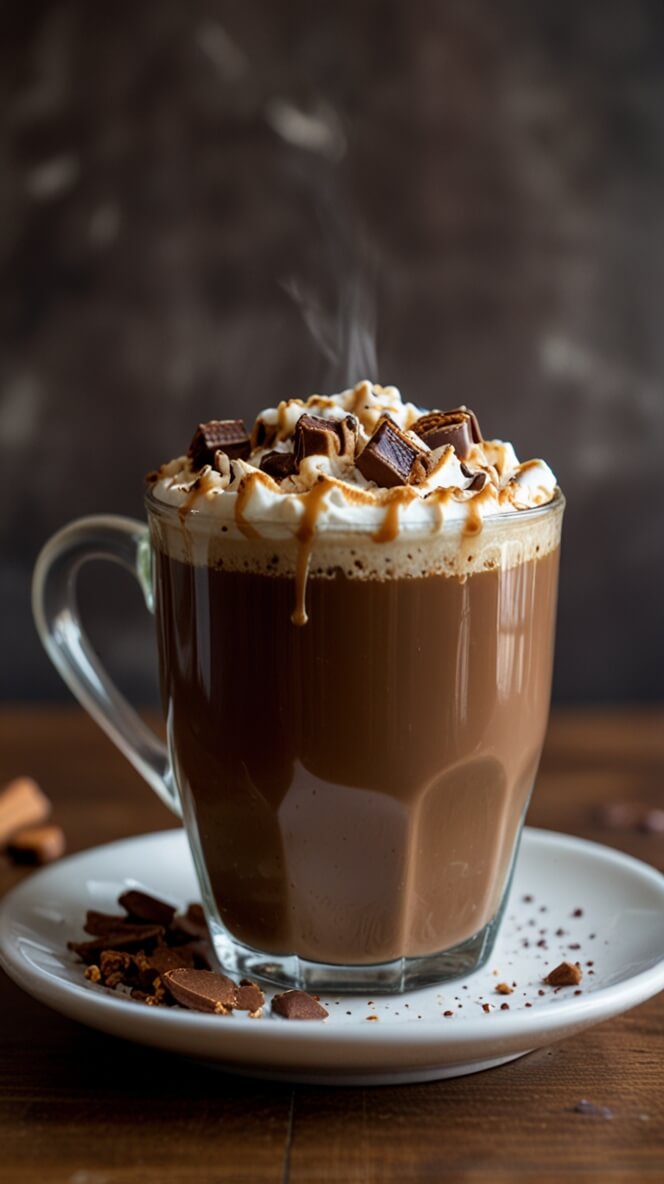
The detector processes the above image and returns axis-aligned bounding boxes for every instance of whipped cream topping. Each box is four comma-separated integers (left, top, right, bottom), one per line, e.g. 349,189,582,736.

148,382,557,540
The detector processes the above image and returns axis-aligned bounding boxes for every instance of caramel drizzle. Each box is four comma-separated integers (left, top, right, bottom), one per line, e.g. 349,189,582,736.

177,471,216,525
372,487,418,544
291,478,334,626
233,474,263,540
462,483,493,537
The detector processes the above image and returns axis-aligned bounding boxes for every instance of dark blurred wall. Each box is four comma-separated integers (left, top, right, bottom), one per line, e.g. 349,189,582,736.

1,0,663,703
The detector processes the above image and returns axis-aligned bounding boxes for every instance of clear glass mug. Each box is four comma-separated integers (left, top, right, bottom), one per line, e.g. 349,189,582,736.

33,489,564,992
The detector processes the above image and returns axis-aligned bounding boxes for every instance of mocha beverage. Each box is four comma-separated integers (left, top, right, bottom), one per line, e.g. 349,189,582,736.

147,382,563,980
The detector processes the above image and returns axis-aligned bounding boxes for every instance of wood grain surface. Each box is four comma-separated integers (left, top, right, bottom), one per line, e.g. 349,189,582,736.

0,706,662,1184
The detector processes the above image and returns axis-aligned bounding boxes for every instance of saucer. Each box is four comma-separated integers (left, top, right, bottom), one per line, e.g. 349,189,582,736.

1,827,662,1085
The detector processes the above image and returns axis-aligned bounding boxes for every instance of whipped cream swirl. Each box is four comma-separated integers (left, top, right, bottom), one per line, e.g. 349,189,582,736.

148,382,558,540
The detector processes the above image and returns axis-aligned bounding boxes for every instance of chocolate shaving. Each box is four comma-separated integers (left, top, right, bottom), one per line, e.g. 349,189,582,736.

163,968,238,1014
118,890,176,928
260,450,296,481
188,420,251,469
410,409,476,458
356,418,430,488
271,989,329,1020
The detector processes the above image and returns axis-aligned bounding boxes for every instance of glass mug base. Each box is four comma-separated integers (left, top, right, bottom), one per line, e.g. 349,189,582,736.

206,910,505,994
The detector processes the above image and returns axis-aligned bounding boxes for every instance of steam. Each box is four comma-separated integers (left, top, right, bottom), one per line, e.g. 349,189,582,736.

268,99,378,391
281,238,378,391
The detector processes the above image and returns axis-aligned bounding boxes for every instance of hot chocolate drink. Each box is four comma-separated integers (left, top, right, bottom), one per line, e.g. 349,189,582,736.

146,382,563,985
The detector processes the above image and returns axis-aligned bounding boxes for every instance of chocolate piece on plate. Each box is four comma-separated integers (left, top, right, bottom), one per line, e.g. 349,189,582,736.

356,418,430,488
169,902,209,944
235,979,265,1013
68,924,164,963
163,968,238,1014
188,420,251,468
118,889,176,928
260,450,297,481
84,910,132,936
271,989,329,1020
410,409,475,459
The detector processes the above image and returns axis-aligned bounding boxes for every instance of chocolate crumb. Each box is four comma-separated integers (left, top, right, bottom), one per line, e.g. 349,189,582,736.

366,1015,379,1022
544,961,583,987
443,1010,454,1017
525,1002,533,1008
568,943,581,950
572,908,584,918
500,1003,510,1010
482,1003,491,1013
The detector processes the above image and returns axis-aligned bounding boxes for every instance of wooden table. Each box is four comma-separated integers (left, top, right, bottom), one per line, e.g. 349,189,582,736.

0,707,662,1183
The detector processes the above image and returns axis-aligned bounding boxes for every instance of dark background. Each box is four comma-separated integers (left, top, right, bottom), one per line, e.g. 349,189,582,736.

2,0,663,704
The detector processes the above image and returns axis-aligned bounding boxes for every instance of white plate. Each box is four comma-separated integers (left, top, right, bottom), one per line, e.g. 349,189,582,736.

1,827,662,1085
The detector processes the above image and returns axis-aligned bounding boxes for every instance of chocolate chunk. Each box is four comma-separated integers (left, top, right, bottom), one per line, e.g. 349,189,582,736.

543,961,582,987
84,910,132,936
163,968,238,1014
293,413,357,466
356,418,430,488
68,924,164,964
135,944,199,990
6,824,65,865
459,462,488,492
271,989,329,1020
410,409,476,458
452,406,482,443
260,450,297,481
235,979,265,1013
251,417,278,450
118,890,176,928
188,420,251,469
169,902,209,945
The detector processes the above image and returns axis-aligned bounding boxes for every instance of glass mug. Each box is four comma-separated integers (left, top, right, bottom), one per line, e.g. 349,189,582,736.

33,489,564,992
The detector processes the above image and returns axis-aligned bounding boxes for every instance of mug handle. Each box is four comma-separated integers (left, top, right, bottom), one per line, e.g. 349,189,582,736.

32,515,180,818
